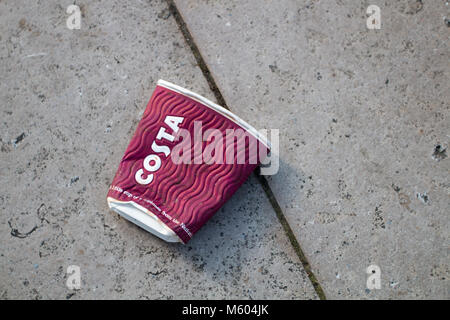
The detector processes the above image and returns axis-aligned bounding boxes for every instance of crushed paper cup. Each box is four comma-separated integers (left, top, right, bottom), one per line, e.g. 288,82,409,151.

107,80,270,243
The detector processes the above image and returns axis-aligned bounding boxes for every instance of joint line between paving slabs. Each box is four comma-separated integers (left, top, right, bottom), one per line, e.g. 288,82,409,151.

167,0,327,300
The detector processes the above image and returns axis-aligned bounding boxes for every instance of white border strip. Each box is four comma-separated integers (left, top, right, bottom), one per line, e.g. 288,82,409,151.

157,79,271,150
107,197,182,243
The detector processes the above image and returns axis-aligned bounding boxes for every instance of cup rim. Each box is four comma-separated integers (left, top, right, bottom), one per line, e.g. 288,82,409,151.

157,79,271,150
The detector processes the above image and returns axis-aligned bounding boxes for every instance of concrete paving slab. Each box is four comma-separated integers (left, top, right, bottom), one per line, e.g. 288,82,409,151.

174,0,449,299
0,0,317,299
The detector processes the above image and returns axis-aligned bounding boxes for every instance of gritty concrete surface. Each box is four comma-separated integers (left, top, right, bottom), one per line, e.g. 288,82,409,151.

0,0,318,299
175,0,449,299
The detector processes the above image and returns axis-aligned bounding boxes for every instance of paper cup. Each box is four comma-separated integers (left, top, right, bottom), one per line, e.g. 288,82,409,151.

107,80,270,243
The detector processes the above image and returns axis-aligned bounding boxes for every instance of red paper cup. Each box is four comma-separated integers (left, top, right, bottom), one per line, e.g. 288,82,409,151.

107,80,270,243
